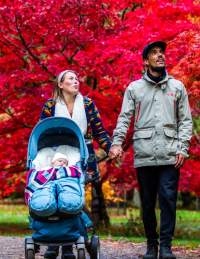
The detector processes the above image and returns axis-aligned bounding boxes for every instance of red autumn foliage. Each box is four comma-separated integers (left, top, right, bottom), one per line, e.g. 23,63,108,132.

0,0,199,198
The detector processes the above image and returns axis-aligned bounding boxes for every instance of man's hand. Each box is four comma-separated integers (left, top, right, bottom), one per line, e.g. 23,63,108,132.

109,145,123,159
175,153,185,168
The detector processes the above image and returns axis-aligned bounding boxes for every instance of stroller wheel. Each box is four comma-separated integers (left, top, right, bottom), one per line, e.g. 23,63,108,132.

26,249,35,259
77,248,86,259
25,237,35,259
90,235,100,259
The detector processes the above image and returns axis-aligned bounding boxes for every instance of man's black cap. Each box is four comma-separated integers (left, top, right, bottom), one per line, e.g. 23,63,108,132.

142,41,167,59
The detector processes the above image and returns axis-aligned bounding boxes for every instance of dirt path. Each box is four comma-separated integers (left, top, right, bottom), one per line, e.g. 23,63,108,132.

0,236,199,259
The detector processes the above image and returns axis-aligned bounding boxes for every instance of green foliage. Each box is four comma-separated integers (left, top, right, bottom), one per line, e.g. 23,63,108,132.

0,204,30,235
193,118,200,133
0,205,28,224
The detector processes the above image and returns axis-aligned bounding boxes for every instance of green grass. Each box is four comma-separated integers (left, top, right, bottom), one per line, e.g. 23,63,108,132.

99,235,200,249
176,210,200,227
106,207,200,245
0,205,29,224
0,204,199,248
109,208,200,227
110,216,128,224
0,205,30,235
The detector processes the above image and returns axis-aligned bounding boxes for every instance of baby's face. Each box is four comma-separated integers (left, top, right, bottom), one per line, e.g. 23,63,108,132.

52,158,68,167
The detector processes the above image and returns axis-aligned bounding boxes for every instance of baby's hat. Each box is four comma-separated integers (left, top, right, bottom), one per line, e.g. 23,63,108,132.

52,152,68,163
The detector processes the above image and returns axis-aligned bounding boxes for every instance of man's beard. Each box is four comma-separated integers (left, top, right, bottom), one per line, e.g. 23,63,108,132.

150,65,165,73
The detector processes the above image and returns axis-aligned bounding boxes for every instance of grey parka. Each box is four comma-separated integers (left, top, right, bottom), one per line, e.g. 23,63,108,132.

112,72,193,168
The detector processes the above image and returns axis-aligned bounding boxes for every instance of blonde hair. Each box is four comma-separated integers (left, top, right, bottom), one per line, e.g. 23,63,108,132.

53,70,78,100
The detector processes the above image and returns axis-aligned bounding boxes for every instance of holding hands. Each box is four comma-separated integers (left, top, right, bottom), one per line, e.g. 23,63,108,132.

109,144,123,160
109,146,186,168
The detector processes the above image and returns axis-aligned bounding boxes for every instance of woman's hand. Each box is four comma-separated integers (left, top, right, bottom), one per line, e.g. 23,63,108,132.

109,145,123,159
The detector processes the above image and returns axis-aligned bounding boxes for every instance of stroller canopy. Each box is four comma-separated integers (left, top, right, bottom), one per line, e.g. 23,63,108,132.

27,117,88,169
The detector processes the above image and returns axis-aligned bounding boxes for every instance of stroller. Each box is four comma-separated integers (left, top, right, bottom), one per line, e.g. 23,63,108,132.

25,117,100,259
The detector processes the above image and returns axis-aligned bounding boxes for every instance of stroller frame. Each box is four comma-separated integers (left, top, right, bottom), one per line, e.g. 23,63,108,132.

25,234,100,259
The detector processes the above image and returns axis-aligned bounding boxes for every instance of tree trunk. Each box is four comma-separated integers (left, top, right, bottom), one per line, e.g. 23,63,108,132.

195,196,200,210
91,179,110,228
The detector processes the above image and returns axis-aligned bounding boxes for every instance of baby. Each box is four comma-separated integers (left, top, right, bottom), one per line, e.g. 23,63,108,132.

26,151,83,217
51,152,68,167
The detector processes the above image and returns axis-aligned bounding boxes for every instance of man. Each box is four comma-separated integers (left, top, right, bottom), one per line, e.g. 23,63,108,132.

109,41,192,259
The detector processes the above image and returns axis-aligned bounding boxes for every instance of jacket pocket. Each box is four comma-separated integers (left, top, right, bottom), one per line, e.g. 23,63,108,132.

133,129,153,159
163,127,178,156
133,130,153,140
163,128,177,139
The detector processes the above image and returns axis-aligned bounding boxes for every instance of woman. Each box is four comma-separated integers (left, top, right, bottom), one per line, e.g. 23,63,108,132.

41,70,112,259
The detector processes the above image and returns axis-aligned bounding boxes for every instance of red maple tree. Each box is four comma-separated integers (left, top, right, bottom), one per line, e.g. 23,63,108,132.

0,0,199,198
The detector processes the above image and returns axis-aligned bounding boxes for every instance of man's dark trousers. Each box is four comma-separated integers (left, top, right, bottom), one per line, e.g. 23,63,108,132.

137,165,179,247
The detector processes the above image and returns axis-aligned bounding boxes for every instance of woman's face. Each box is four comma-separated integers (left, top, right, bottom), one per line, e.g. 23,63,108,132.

59,72,80,96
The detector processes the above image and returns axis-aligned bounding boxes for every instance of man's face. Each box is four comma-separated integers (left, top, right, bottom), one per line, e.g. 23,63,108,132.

144,46,165,70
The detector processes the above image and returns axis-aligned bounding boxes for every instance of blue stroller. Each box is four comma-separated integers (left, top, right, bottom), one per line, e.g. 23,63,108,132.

25,117,100,259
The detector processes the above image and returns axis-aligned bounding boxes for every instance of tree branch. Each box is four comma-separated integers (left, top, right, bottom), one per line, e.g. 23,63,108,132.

15,15,54,77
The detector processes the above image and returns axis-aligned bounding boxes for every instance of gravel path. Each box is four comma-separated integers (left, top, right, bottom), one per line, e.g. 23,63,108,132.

0,236,199,259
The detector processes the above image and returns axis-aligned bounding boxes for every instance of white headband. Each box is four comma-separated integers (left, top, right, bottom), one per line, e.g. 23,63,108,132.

57,70,77,84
